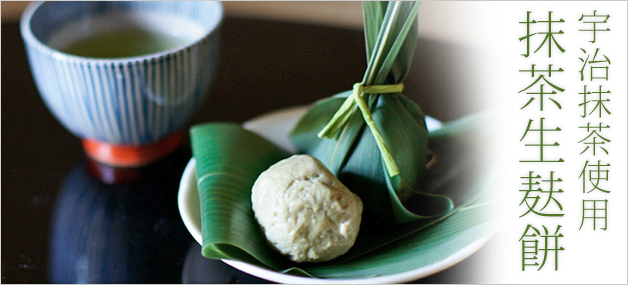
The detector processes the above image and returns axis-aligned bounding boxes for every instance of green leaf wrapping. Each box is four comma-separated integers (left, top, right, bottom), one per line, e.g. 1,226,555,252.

189,113,504,278
190,123,291,269
290,2,452,223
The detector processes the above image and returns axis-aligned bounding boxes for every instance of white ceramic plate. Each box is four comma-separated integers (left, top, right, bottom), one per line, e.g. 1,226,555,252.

178,106,488,284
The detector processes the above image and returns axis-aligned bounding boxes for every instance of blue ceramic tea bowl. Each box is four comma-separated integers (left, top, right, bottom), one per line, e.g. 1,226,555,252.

21,1,222,166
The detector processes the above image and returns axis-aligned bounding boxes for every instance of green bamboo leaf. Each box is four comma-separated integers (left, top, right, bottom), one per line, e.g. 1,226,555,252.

190,123,291,269
374,2,420,84
363,1,387,58
364,1,420,85
290,92,367,174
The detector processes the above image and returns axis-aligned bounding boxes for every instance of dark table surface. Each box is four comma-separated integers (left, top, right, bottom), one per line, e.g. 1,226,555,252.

2,17,486,283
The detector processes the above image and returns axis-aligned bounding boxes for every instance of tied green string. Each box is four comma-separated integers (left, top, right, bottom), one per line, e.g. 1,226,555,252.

318,82,404,177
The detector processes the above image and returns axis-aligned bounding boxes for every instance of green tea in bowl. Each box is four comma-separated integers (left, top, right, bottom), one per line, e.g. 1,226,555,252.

61,28,185,58
47,11,206,58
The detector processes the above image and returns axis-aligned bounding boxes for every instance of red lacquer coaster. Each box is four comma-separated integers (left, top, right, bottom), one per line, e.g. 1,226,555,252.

82,131,184,168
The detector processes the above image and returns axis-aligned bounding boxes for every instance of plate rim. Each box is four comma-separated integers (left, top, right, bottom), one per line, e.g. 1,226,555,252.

177,107,490,284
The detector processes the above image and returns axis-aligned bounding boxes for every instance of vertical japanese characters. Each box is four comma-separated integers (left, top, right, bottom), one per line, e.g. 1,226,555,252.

577,11,611,231
517,10,566,272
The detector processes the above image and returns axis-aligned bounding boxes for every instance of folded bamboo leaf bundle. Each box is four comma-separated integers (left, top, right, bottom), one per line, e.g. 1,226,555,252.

290,1,452,224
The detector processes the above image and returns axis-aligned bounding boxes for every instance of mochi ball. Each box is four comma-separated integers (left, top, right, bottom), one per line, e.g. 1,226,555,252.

251,154,363,263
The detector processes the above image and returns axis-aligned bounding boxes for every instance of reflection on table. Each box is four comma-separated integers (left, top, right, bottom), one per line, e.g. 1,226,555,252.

48,148,192,283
